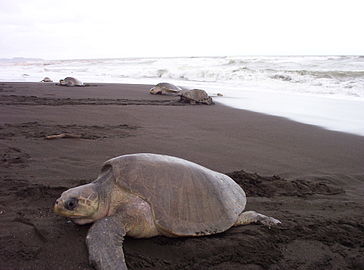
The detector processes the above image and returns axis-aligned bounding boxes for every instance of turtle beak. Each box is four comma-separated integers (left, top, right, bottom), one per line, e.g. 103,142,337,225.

54,198,62,214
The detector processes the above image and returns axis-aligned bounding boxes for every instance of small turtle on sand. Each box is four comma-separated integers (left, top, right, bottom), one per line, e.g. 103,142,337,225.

179,89,213,105
149,82,182,95
59,77,84,87
54,153,280,270
41,77,53,83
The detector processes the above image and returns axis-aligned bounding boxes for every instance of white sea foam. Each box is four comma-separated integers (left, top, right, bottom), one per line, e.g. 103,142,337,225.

1,56,364,136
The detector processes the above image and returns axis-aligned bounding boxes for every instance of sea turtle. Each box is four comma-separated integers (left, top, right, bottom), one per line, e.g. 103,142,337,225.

54,153,280,270
59,77,84,87
179,89,213,105
41,77,53,82
149,82,182,95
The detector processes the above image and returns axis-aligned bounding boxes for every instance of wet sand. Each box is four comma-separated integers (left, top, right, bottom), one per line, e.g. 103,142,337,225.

0,82,363,270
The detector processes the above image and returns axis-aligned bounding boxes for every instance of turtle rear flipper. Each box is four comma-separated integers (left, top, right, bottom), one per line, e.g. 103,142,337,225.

235,211,281,227
86,215,127,270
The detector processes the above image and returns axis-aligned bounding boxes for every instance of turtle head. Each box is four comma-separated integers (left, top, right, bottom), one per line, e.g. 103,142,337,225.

54,183,101,224
149,86,161,95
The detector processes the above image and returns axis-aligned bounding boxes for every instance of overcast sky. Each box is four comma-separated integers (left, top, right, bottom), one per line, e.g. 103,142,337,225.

0,0,363,59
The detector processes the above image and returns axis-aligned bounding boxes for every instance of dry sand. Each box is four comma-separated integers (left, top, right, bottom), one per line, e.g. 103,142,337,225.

0,82,363,270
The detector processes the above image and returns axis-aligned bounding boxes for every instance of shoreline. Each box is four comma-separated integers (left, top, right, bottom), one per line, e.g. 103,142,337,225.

3,80,364,137
1,82,363,270
1,82,364,177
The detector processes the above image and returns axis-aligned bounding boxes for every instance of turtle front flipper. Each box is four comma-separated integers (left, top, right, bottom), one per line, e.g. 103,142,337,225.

86,215,127,270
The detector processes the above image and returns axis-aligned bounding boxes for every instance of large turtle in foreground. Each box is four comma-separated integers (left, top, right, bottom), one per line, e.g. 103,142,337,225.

54,153,280,270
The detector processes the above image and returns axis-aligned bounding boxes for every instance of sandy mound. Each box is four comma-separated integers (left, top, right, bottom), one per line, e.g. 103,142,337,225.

227,170,344,197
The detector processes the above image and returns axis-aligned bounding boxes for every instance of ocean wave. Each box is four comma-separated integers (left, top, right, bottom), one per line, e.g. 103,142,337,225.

270,74,292,81
1,56,363,98
224,59,248,66
44,67,89,72
286,70,364,80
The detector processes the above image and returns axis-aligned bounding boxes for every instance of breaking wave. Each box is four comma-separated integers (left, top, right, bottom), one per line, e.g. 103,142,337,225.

1,55,364,98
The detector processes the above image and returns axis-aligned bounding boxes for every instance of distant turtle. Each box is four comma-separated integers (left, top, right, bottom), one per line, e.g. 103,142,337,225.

179,89,213,105
41,77,53,83
54,153,280,270
149,82,182,95
59,77,84,87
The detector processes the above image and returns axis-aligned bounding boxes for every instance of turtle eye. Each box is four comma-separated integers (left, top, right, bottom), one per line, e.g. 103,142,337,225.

64,198,78,211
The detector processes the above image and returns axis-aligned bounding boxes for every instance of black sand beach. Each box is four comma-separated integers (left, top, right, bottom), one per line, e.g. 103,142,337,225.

0,82,363,270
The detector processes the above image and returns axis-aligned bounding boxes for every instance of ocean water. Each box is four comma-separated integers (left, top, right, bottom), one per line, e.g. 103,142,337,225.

1,56,364,136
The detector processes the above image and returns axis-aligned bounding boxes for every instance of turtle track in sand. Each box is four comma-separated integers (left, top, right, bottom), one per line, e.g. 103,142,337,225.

0,122,138,140
0,83,14,93
142,216,363,270
1,147,30,168
0,177,92,270
0,95,186,106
